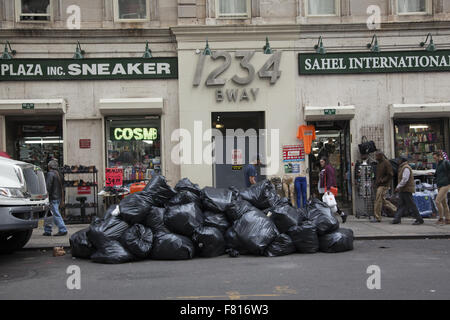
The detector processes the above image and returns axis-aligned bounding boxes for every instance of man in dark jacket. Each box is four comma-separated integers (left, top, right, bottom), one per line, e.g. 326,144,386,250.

43,160,68,236
373,151,397,222
433,151,450,225
392,158,424,225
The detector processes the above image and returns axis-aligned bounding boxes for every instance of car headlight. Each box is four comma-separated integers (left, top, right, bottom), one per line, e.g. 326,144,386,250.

0,187,26,198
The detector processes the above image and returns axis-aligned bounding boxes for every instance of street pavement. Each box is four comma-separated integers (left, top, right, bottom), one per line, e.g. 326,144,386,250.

25,216,450,249
1,239,449,300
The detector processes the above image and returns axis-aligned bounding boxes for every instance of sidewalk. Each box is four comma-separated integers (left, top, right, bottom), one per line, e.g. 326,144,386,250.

24,216,450,249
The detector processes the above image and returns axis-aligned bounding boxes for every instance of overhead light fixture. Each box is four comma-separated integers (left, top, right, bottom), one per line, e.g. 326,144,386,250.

263,37,273,54
314,36,326,54
420,33,436,52
142,41,152,58
215,124,224,129
367,34,380,52
1,41,16,60
203,38,211,56
73,41,85,59
409,125,429,129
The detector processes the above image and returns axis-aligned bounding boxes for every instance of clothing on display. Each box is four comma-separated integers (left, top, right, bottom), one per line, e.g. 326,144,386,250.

282,176,296,207
296,125,316,155
295,176,307,209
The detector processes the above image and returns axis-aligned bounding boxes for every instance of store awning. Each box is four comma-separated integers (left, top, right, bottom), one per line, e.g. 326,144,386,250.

303,105,355,121
390,103,450,118
0,99,67,115
99,98,164,115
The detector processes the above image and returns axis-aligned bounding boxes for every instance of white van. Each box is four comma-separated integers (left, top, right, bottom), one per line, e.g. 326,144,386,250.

0,157,51,253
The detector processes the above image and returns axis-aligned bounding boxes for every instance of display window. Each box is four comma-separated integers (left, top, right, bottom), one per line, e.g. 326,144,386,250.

105,116,161,185
394,119,449,170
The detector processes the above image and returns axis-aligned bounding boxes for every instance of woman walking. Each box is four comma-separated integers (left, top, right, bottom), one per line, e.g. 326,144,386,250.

433,151,450,225
318,157,347,223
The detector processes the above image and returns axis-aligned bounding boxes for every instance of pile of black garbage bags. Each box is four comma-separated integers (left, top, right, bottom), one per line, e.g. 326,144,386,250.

70,176,354,264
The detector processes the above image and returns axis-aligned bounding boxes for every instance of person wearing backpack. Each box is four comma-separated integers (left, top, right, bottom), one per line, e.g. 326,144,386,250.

43,160,68,236
433,151,450,225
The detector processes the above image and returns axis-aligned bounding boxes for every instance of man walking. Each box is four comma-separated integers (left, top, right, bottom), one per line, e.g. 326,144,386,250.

43,160,68,236
433,151,450,225
372,151,397,222
244,156,260,188
391,157,424,225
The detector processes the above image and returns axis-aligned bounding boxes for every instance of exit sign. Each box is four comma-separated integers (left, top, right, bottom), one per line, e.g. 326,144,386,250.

22,103,34,110
324,109,336,115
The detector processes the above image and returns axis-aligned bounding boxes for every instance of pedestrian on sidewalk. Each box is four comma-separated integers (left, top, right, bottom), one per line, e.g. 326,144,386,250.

433,151,450,225
318,157,347,223
244,155,261,187
392,157,424,225
373,151,397,222
43,160,68,236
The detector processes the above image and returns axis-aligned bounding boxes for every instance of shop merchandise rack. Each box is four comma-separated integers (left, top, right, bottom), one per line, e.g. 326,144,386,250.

60,165,98,224
355,161,376,219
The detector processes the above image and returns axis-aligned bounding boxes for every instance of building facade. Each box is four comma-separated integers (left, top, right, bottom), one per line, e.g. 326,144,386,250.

1,0,450,215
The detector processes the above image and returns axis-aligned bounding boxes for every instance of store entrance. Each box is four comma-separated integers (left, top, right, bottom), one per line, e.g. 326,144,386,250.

308,120,352,208
5,115,63,173
212,112,265,189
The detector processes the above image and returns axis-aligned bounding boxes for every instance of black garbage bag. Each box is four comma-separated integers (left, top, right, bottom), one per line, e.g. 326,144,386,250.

69,228,95,259
306,198,339,235
120,224,153,259
143,175,177,207
150,233,195,260
202,187,235,213
226,199,254,222
175,178,202,196
145,207,170,234
319,228,354,253
167,190,202,208
297,207,308,225
119,191,154,225
287,221,319,253
268,203,300,233
192,226,226,258
203,211,230,234
103,204,120,220
240,180,280,210
91,240,135,264
233,209,279,255
224,227,249,255
87,216,129,249
264,233,296,257
164,203,204,237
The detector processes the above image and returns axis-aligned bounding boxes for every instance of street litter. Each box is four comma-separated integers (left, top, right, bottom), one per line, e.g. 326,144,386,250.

53,247,66,257
70,176,354,264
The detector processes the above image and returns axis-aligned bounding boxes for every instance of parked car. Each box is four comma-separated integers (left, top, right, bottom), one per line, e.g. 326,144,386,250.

0,157,51,253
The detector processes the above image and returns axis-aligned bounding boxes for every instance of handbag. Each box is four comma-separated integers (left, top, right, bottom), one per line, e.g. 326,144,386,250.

358,136,377,155
322,192,338,213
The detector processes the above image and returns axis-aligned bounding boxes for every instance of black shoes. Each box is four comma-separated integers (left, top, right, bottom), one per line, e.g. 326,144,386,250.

54,231,68,236
42,232,51,236
412,220,424,225
341,213,347,224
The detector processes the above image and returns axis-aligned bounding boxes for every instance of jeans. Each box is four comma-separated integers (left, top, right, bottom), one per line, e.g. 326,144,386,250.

393,192,424,223
295,177,308,209
44,200,68,234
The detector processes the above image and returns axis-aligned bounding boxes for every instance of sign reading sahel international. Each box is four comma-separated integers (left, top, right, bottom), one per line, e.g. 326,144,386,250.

299,50,450,75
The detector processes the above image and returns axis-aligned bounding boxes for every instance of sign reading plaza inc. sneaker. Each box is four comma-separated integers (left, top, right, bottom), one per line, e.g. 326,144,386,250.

299,50,450,75
0,57,178,81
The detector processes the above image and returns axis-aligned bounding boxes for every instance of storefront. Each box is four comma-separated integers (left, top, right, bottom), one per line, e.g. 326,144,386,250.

298,46,450,215
0,41,179,217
